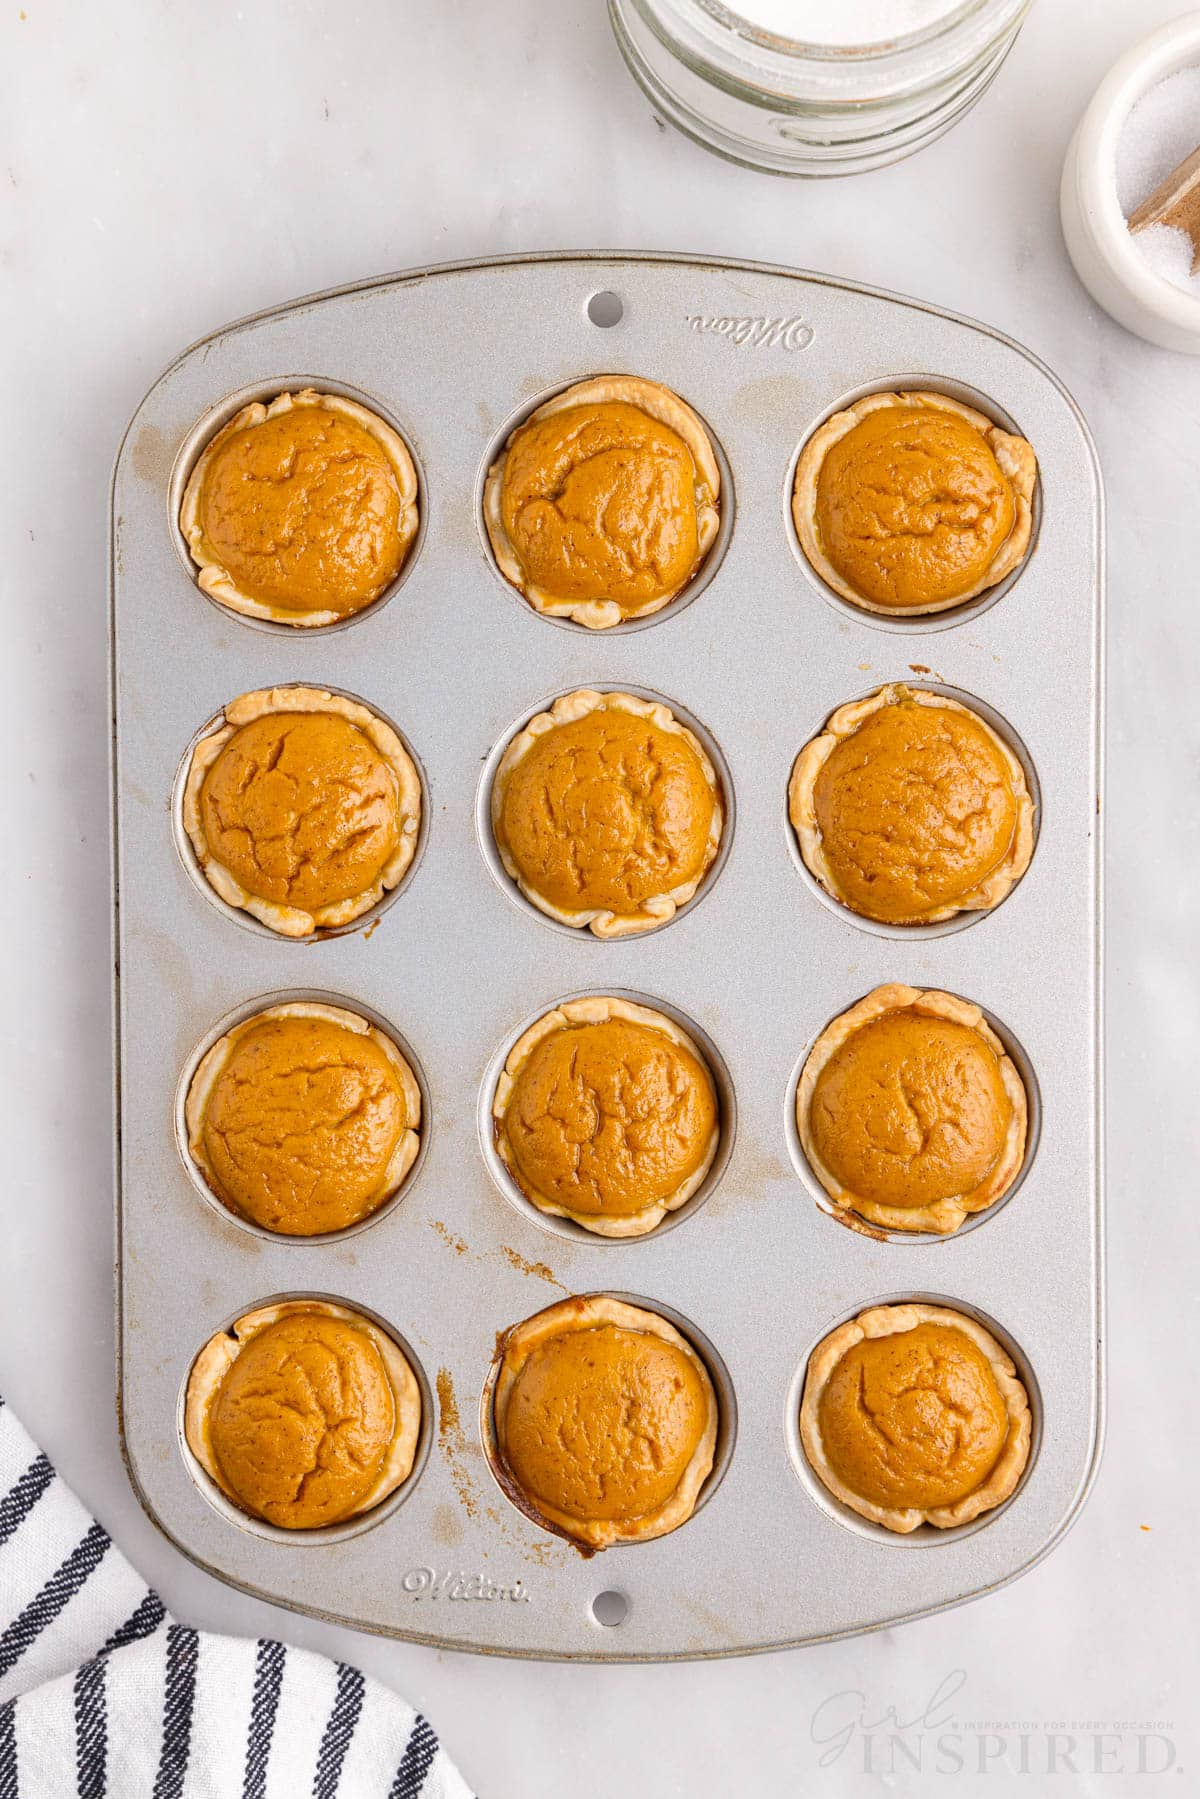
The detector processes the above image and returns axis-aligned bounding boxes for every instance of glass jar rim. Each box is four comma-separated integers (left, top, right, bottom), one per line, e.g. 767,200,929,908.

690,0,1017,61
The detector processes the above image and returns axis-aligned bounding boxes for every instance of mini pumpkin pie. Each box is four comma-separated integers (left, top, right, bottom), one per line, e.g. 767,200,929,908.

800,1303,1031,1533
182,686,421,936
184,1300,422,1530
489,1296,718,1549
793,390,1037,615
788,684,1034,926
797,985,1027,1235
493,996,719,1238
491,689,723,937
186,1001,421,1236
180,389,419,627
483,376,721,629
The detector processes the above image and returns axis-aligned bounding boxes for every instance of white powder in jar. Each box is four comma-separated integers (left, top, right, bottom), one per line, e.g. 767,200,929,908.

725,0,964,48
1115,66,1200,299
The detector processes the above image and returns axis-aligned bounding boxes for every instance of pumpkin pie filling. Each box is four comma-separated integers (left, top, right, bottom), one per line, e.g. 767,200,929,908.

792,390,1037,616
493,997,719,1237
186,1002,421,1237
798,985,1027,1235
184,1301,422,1530
492,689,722,937
483,376,721,629
490,1296,718,1548
180,389,419,626
800,1303,1031,1533
182,686,421,936
788,684,1034,925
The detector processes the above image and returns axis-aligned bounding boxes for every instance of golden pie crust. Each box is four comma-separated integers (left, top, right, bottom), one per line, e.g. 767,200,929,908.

491,689,723,938
489,1295,718,1549
184,1299,422,1530
492,996,720,1238
180,389,419,627
182,685,422,937
800,1303,1031,1533
483,375,721,629
796,985,1027,1234
788,684,1034,925
185,1001,422,1236
792,390,1037,616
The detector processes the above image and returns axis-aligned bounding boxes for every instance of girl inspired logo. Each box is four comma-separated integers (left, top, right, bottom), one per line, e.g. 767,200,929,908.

686,312,814,350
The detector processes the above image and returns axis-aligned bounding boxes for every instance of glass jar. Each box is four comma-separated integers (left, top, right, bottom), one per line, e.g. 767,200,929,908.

608,0,1036,176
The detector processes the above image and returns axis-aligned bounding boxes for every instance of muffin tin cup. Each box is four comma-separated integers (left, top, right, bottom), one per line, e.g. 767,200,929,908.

176,1292,435,1548
478,1290,739,1544
113,252,1103,1660
478,987,738,1246
174,990,432,1247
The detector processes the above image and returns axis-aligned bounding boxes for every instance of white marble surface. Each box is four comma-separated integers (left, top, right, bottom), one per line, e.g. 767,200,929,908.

1,2,1197,1793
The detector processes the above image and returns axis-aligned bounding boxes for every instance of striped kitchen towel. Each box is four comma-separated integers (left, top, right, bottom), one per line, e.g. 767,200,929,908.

0,1394,472,1798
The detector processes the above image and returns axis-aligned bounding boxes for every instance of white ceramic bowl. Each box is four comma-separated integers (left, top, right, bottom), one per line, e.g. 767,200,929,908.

1061,11,1200,353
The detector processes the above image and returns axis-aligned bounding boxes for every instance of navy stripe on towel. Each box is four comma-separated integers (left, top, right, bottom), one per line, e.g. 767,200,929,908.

0,1699,16,1799
314,1663,366,1798
241,1638,285,1799
0,1454,54,1550
102,1590,166,1656
74,1656,107,1799
0,1521,110,1680
390,1714,439,1799
151,1625,198,1799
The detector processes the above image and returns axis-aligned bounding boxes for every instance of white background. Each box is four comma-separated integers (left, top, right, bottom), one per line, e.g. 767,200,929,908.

1,3,1197,1794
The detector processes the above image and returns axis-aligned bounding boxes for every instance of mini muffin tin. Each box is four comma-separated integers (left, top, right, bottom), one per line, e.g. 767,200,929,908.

111,253,1104,1659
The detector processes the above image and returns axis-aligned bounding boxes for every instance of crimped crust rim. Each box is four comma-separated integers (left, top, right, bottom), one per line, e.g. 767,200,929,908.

799,1302,1031,1533
179,388,419,628
491,1295,719,1548
491,689,723,938
185,1001,421,1234
483,376,721,630
787,683,1035,925
492,996,720,1238
796,984,1028,1235
792,389,1037,617
184,1299,422,1528
181,685,422,938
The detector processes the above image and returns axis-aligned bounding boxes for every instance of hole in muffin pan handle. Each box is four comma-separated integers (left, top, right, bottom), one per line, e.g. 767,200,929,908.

586,290,624,328
591,1589,629,1627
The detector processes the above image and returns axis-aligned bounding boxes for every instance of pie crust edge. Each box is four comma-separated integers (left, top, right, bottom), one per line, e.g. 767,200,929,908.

787,684,1035,925
183,1299,423,1527
792,389,1037,616
796,984,1028,1234
181,685,422,937
492,996,720,1238
490,1294,719,1549
483,375,721,630
179,388,420,628
185,1001,422,1232
491,689,724,939
799,1301,1031,1534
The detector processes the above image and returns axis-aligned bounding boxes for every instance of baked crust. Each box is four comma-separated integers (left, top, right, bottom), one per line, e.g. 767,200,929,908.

787,684,1034,924
184,1299,422,1527
483,375,721,629
179,388,419,627
800,1302,1031,1533
491,689,723,938
792,390,1037,615
492,996,720,1238
796,984,1027,1234
490,1295,719,1548
185,1001,422,1233
181,685,422,937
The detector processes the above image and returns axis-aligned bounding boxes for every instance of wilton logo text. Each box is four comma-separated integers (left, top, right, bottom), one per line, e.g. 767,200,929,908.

686,313,814,350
